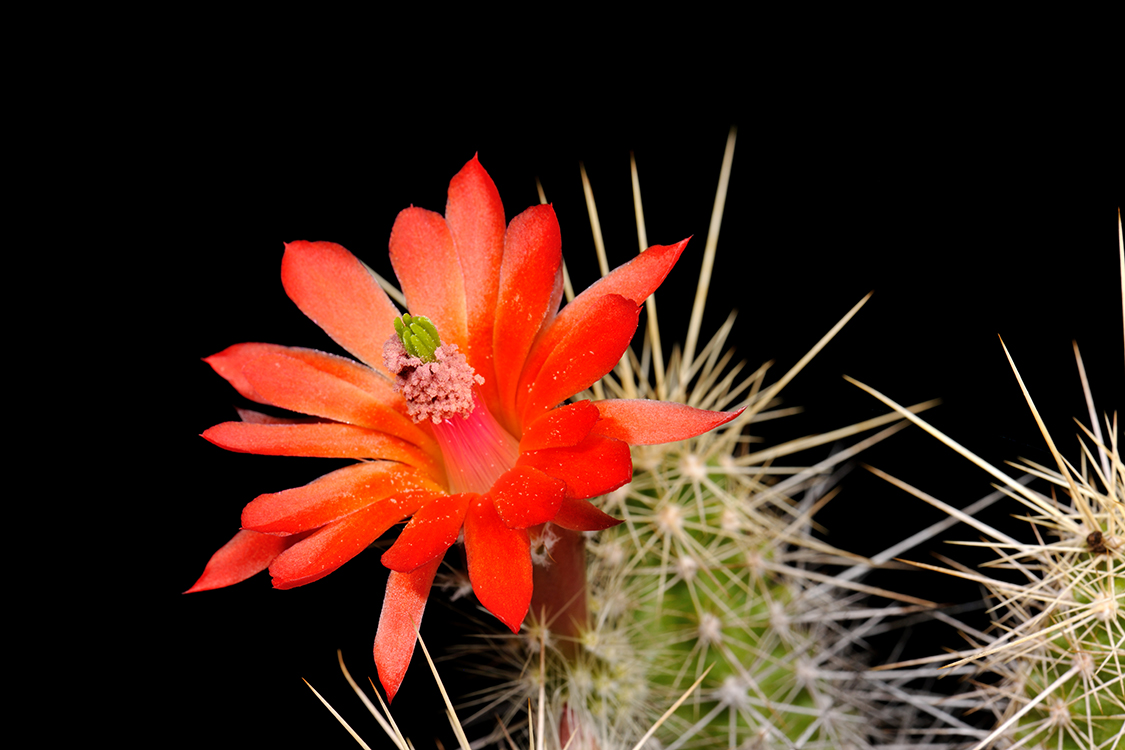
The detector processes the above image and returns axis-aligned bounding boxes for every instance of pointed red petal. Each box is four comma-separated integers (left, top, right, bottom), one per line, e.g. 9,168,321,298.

518,433,633,500
241,462,444,535
205,343,437,452
373,555,442,703
185,529,301,593
551,497,623,532
388,207,468,352
519,294,640,422
238,352,437,454
517,238,688,415
593,400,745,445
202,422,445,482
233,408,314,425
491,466,565,529
204,342,282,403
446,155,505,408
579,238,689,306
519,400,599,452
268,494,430,589
463,496,531,632
493,204,563,427
206,343,385,403
280,241,403,373
381,492,474,572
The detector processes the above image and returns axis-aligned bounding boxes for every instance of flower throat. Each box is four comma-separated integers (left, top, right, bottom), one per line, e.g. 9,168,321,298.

384,314,519,494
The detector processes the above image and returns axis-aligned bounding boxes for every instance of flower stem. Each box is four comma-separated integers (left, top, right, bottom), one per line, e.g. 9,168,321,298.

531,525,589,661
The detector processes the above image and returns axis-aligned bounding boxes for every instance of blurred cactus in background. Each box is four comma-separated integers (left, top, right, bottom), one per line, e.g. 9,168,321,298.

854,212,1124,749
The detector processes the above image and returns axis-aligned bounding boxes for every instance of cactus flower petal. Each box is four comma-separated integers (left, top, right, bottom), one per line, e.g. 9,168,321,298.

518,294,641,422
373,556,443,704
593,399,745,445
202,421,444,478
464,496,533,632
519,400,601,452
185,529,305,594
388,207,468,354
491,466,566,529
381,492,474,573
241,462,444,536
280,240,403,373
519,433,634,500
268,496,428,589
551,497,624,532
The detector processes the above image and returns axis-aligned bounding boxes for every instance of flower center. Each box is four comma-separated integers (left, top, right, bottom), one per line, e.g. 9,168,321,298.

384,314,481,424
431,390,519,494
384,314,519,494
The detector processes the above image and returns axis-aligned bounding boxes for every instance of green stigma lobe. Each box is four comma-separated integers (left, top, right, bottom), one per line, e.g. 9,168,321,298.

394,314,442,362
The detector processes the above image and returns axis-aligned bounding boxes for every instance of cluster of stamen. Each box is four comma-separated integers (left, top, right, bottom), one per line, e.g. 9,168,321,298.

384,314,483,424
384,314,520,494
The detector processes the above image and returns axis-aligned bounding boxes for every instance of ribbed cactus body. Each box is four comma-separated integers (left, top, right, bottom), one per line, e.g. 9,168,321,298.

575,449,874,749
1002,532,1125,749
856,328,1124,749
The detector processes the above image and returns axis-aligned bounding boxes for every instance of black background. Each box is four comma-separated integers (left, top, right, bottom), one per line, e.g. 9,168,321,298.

124,102,1120,747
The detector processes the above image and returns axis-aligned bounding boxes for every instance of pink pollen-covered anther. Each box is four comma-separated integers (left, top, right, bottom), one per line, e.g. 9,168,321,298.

383,336,484,424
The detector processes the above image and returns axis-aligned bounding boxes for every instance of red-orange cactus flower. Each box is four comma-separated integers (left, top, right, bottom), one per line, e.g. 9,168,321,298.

187,156,742,700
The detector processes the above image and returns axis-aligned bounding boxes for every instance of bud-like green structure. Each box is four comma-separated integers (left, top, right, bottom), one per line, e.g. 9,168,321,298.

393,313,442,362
